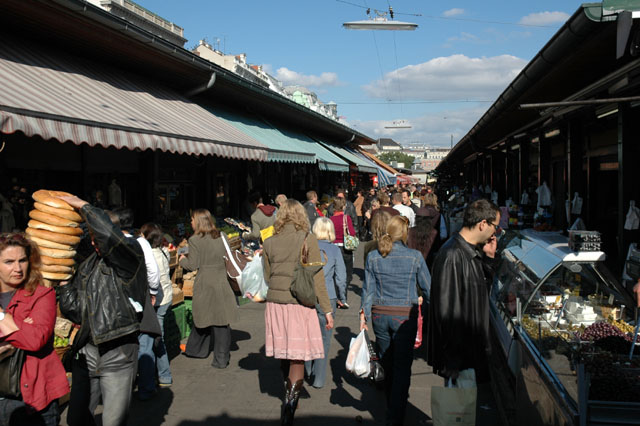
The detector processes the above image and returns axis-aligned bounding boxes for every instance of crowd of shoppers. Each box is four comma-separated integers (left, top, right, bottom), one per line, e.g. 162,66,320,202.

0,182,502,426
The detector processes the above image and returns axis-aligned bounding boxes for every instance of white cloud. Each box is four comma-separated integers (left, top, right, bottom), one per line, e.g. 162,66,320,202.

519,11,569,26
363,54,527,102
443,8,464,17
353,106,487,147
274,67,342,88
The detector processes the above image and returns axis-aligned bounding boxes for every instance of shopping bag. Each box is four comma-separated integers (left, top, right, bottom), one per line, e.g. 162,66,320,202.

414,303,423,349
239,254,268,302
221,233,249,295
345,330,370,378
431,368,477,426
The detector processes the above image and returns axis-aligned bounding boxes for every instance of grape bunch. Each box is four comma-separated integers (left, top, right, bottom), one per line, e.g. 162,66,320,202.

594,336,632,354
578,321,630,342
585,354,640,402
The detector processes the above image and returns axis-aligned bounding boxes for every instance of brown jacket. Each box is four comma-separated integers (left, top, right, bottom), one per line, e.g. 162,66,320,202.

262,223,331,313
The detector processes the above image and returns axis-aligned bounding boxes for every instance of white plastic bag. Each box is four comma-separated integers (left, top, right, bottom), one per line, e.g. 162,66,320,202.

345,330,370,378
536,182,552,207
432,368,477,426
239,254,268,302
571,192,583,215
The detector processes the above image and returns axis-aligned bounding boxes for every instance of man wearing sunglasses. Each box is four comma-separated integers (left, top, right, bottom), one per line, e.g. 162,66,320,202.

427,199,500,419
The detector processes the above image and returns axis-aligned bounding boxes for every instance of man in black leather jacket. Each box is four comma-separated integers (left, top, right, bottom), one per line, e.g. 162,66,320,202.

58,195,147,426
427,199,500,390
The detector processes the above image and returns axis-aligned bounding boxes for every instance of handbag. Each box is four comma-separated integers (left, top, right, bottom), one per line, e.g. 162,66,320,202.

431,369,477,426
363,331,384,382
343,215,359,251
290,234,325,307
221,234,248,295
0,344,25,399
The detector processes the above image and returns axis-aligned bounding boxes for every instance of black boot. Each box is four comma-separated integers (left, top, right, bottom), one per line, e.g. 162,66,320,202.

281,378,303,426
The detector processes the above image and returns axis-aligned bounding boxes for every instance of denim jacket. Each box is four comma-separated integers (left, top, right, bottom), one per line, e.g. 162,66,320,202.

361,241,431,320
318,240,347,301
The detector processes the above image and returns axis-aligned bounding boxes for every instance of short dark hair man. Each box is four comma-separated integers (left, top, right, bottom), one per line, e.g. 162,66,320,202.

58,196,148,426
427,199,500,412
303,190,320,228
401,189,420,214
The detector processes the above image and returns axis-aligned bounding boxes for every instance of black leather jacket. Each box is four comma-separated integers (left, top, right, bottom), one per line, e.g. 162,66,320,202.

426,232,498,382
59,204,147,346
303,200,320,228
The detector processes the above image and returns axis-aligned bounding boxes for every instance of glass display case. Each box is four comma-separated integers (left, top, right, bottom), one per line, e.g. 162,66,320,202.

490,229,640,426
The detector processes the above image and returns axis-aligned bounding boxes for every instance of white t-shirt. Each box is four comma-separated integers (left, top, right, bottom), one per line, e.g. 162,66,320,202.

393,204,416,227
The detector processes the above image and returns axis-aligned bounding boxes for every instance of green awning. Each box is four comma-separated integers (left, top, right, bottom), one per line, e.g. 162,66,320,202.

276,127,349,172
318,141,377,173
211,107,315,163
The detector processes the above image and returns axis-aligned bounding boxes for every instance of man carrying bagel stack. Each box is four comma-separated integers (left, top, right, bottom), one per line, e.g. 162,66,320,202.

54,192,147,426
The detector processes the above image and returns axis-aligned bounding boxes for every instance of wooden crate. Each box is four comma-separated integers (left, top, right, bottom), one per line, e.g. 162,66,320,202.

172,285,184,305
183,279,194,297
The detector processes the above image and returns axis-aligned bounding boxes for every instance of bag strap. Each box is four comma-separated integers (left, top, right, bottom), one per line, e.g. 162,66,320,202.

221,233,242,272
343,214,350,237
300,234,309,264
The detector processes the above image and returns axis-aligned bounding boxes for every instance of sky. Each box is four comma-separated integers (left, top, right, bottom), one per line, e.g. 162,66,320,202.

133,1,583,148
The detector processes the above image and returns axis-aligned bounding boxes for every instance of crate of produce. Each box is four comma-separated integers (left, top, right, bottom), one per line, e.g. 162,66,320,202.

182,280,194,297
172,285,184,305
569,230,601,243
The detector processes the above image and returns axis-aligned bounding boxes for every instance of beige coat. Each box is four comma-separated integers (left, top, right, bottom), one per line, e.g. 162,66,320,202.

179,233,238,328
262,224,331,314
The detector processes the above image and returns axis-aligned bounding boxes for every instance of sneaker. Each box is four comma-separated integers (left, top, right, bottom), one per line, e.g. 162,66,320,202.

337,302,350,309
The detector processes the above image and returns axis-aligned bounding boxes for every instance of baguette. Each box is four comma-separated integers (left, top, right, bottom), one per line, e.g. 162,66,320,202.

28,220,83,236
29,210,80,227
32,190,75,211
41,271,73,281
25,227,82,245
40,256,75,266
27,235,74,251
41,264,73,273
33,202,83,222
39,246,76,259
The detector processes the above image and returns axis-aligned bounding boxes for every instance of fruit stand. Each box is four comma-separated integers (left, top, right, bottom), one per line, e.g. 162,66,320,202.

489,229,640,426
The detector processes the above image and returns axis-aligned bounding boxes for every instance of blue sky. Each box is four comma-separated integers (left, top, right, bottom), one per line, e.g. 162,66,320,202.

134,0,582,147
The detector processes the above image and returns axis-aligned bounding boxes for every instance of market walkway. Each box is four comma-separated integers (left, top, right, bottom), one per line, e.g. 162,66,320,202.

60,244,503,426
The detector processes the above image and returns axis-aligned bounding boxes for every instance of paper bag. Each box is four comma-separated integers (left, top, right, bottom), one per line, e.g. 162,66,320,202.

431,386,477,426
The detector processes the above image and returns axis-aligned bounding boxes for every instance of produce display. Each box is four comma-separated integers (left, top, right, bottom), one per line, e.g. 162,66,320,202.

26,190,84,284
583,352,640,402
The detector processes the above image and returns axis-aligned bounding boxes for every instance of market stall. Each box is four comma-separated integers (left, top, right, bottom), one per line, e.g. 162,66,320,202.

489,229,640,425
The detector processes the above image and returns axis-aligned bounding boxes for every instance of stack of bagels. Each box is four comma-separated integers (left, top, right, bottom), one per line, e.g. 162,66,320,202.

25,190,84,283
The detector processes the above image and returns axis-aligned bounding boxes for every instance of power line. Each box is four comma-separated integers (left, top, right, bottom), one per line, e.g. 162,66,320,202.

336,100,493,104
335,0,560,28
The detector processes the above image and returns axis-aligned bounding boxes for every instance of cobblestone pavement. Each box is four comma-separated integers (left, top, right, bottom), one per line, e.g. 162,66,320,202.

60,244,502,426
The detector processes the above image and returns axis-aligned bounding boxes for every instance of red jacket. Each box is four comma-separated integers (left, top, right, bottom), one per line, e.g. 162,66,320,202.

3,285,70,411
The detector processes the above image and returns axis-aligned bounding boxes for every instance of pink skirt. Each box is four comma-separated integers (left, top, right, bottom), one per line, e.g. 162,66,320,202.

264,302,324,361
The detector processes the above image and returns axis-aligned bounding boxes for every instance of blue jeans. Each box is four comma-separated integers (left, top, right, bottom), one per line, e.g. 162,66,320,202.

155,303,172,384
0,399,59,426
304,298,337,388
137,332,156,397
372,312,417,426
67,341,138,426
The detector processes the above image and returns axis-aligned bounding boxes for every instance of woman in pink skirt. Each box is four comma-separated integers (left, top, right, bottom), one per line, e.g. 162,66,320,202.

262,199,334,426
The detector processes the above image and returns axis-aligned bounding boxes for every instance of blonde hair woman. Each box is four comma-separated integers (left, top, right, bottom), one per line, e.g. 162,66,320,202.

179,209,237,367
359,216,431,426
262,200,333,425
304,217,346,389
362,210,391,265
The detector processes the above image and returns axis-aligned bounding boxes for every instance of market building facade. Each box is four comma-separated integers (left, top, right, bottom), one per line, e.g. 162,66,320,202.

437,0,640,271
0,0,380,237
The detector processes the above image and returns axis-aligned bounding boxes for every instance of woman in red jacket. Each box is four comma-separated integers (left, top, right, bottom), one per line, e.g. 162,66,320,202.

0,232,70,425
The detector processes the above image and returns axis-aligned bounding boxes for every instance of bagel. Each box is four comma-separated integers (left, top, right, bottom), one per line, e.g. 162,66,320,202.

39,246,76,259
29,210,80,227
25,227,82,245
34,202,83,222
40,256,75,266
27,235,74,251
28,220,83,236
41,271,73,281
32,190,74,211
40,263,73,273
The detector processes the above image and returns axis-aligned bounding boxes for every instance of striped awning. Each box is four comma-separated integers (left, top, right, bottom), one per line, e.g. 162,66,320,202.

0,36,268,161
275,128,349,172
317,142,377,173
211,108,316,164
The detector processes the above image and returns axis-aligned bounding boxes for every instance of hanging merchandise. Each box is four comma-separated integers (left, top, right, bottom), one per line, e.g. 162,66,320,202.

571,192,583,215
521,191,530,205
491,191,499,205
484,184,491,194
536,182,552,208
624,200,640,230
569,218,586,231
565,199,571,224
